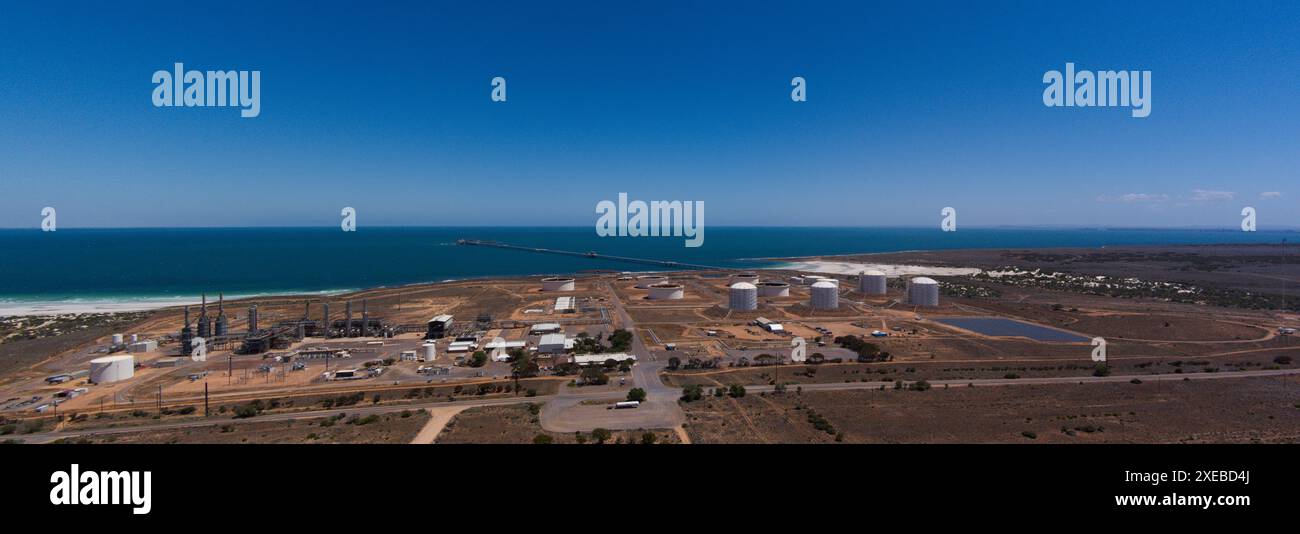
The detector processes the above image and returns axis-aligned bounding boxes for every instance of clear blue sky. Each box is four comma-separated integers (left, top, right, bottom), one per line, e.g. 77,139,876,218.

1,0,1297,228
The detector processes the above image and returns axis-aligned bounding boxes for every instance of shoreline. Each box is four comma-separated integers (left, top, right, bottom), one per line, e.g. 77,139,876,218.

4,241,1293,317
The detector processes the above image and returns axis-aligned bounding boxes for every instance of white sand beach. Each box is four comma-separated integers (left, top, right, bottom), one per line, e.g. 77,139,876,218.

770,260,981,277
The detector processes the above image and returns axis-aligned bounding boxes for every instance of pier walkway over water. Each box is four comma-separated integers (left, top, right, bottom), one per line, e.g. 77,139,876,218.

456,239,725,271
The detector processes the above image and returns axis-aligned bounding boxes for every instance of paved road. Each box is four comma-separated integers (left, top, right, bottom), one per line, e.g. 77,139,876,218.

745,367,1300,394
21,365,1299,443
538,281,685,433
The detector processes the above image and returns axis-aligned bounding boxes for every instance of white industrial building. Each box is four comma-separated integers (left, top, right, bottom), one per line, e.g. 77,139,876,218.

553,296,576,312
859,270,887,295
541,277,576,292
646,283,685,300
729,282,758,311
907,277,940,306
572,353,636,366
89,354,134,384
755,317,785,333
446,340,475,353
128,339,158,353
482,339,527,350
757,281,790,297
810,281,839,310
530,322,563,334
538,333,573,354
400,350,418,361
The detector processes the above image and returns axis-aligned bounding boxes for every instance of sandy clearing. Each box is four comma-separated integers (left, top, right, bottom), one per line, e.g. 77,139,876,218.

411,405,471,444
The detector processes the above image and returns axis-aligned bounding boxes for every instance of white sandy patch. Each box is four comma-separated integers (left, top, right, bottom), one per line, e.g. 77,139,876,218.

770,260,980,277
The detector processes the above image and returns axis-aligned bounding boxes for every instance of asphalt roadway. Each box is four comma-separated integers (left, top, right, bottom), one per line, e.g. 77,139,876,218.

19,367,1300,443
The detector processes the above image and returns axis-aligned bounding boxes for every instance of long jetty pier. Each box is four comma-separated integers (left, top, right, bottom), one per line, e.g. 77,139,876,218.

456,239,725,270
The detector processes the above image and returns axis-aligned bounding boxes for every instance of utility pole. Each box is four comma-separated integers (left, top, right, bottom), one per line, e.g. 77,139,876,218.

228,354,233,385
157,385,163,416
204,381,209,417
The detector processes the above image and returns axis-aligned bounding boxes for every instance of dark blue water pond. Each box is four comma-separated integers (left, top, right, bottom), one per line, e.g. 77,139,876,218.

934,317,1089,342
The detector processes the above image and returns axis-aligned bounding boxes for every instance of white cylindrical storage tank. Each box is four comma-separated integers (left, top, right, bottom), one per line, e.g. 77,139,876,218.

810,281,839,310
646,283,685,300
111,333,124,346
729,282,758,311
859,270,887,295
802,275,825,286
130,333,139,343
635,275,668,288
422,341,437,362
89,354,134,384
541,277,576,291
757,281,790,297
730,272,760,285
907,277,940,306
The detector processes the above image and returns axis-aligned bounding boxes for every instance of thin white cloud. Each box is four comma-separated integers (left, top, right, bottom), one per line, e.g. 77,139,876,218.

1096,193,1169,203
1189,189,1235,202
1260,191,1282,199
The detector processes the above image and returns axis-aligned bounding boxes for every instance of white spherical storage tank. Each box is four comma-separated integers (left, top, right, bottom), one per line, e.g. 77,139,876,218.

646,283,685,300
89,354,134,384
757,281,790,297
540,277,576,291
859,270,887,295
907,277,940,306
729,282,758,311
810,281,839,310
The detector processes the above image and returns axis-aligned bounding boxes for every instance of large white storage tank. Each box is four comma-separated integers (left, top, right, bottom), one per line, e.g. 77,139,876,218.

859,270,887,295
422,341,437,362
802,275,828,286
730,272,760,284
635,275,668,288
907,277,940,306
729,282,758,311
757,281,790,297
646,283,685,300
90,354,134,384
541,277,576,292
810,281,839,310
111,333,124,346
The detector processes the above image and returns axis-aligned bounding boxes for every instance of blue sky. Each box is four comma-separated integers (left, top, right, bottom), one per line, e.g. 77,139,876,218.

1,0,1297,228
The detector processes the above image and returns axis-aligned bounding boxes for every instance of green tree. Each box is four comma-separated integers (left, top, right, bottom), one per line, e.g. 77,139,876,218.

627,388,647,402
591,427,612,444
681,384,704,402
728,384,747,398
469,351,488,368
532,434,553,444
667,356,681,370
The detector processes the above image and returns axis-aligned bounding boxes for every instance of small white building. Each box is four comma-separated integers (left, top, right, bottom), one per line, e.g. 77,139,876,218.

553,296,576,313
572,353,637,366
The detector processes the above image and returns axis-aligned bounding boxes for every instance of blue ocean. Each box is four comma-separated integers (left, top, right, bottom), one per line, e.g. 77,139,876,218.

0,227,1293,311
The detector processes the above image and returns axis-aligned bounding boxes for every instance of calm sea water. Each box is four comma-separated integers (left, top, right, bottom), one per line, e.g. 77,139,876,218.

0,227,1293,308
